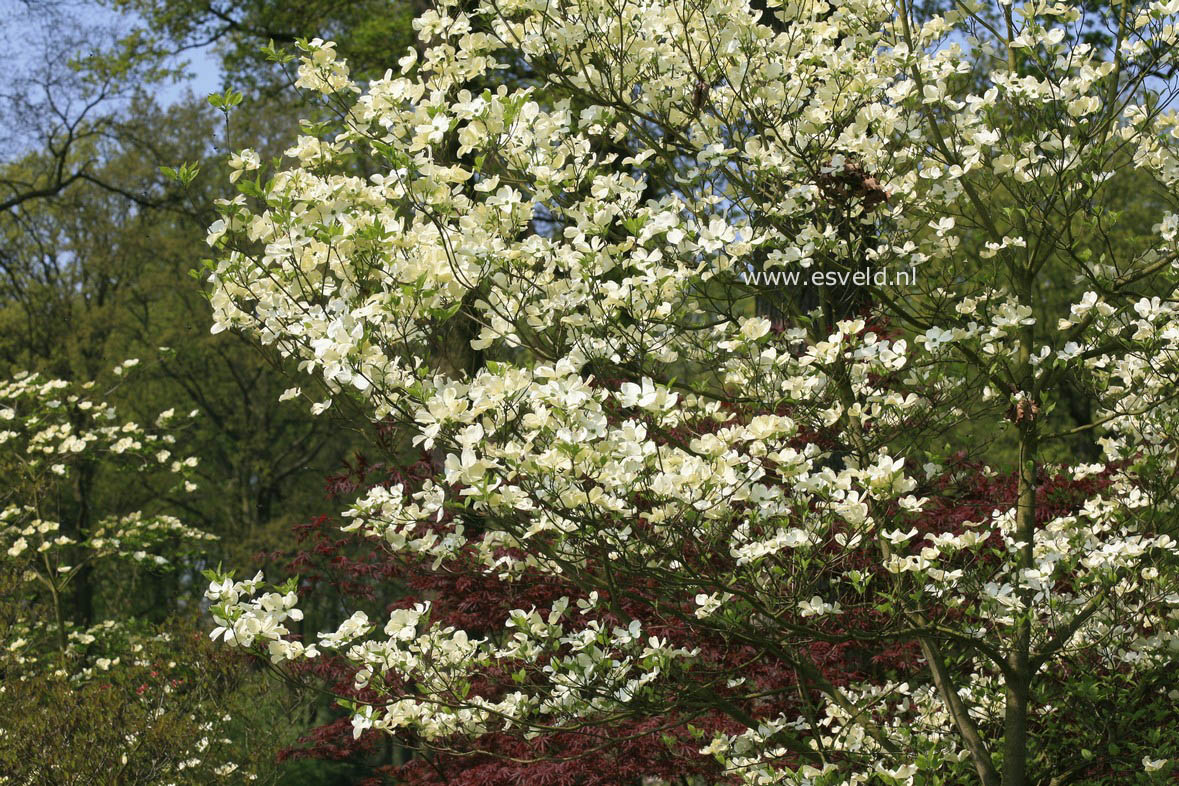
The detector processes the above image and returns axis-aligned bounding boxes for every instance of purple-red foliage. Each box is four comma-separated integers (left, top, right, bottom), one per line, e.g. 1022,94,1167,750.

391,715,738,786
266,431,1121,782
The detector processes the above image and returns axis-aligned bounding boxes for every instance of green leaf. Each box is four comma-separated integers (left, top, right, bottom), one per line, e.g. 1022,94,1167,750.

160,161,199,186
260,39,295,64
207,89,244,111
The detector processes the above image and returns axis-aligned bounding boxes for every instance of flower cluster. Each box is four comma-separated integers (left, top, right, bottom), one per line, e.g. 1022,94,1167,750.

0,369,214,676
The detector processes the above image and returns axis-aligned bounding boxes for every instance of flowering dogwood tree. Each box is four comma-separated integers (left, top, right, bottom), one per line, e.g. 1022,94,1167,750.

204,0,1179,783
0,365,213,672
0,368,273,783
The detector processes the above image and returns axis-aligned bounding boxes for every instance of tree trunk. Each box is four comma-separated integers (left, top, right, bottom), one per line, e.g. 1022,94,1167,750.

1003,303,1039,786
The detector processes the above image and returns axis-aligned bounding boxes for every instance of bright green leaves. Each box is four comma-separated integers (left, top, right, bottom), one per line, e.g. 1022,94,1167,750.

159,160,201,186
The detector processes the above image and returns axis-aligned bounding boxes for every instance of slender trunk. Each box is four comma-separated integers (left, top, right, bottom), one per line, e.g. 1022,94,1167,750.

1002,421,1037,786
71,462,94,628
920,638,1000,786
1003,297,1039,786
1001,665,1031,786
44,553,69,667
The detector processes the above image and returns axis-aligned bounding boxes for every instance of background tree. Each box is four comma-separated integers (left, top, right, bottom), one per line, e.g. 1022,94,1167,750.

0,3,376,782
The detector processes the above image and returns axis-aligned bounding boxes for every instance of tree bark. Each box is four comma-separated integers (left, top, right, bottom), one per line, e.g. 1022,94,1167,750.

1003,301,1039,786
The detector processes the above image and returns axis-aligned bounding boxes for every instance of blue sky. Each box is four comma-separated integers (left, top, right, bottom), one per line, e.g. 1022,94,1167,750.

1,0,223,107
161,41,224,104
